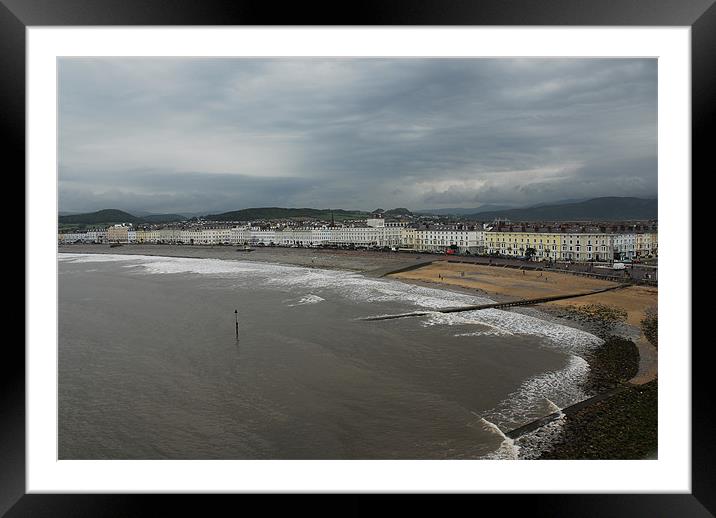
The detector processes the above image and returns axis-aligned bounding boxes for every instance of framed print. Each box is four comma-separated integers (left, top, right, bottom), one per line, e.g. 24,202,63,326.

6,0,709,514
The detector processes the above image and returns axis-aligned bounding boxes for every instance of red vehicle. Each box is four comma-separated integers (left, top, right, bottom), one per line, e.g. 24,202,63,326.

445,249,456,255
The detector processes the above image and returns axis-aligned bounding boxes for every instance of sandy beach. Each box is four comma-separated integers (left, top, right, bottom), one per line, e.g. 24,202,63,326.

390,261,657,328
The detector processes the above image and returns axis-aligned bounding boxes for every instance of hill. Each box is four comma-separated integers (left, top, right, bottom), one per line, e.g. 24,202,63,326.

141,213,186,223
465,197,657,221
203,207,369,221
58,209,185,226
384,207,412,216
58,209,141,225
417,204,513,216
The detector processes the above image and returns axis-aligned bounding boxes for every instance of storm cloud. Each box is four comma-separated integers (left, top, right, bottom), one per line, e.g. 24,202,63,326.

59,58,657,214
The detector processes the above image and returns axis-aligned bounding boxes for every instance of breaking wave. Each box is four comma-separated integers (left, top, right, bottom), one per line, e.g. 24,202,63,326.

286,294,325,306
58,253,494,310
477,416,520,460
476,354,590,459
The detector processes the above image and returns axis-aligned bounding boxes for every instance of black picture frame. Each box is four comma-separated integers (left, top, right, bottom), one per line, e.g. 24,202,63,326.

6,0,706,515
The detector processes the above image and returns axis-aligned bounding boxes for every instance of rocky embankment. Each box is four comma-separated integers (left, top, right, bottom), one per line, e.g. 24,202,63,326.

539,380,657,459
535,304,656,459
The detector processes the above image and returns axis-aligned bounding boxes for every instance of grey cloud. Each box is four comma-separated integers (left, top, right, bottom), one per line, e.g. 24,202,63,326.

59,58,657,214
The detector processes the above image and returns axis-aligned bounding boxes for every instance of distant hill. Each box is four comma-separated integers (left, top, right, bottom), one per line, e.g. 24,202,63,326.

204,207,369,222
58,209,185,225
384,207,412,216
465,197,657,221
59,209,141,225
417,204,514,216
141,213,186,223
526,198,591,208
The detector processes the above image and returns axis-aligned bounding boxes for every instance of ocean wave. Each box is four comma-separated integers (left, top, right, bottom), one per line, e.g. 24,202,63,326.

286,294,326,306
58,253,495,310
422,310,602,356
59,252,601,354
476,354,590,459
58,253,143,263
485,355,590,430
475,416,521,460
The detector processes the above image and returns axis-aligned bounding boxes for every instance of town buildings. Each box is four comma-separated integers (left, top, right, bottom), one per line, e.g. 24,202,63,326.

107,224,130,243
59,217,657,262
57,227,108,244
485,230,611,262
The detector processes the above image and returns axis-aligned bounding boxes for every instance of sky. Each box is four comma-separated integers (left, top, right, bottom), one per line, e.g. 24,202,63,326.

58,58,657,215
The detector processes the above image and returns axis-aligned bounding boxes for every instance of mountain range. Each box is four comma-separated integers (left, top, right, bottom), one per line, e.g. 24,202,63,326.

465,197,657,221
417,204,515,216
204,207,373,221
58,197,657,226
58,209,186,226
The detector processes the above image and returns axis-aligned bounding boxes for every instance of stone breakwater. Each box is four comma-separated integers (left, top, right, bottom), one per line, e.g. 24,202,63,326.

538,380,657,460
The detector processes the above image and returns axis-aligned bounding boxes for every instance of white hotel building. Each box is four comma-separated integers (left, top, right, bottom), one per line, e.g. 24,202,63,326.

60,220,483,252
85,228,107,243
58,231,87,244
612,232,658,260
412,227,484,254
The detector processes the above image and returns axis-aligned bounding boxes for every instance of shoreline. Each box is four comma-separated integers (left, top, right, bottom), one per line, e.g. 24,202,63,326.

59,243,434,275
59,243,656,459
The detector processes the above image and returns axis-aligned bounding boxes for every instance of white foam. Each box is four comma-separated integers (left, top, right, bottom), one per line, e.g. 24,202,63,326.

474,355,589,459
58,253,495,311
477,417,520,460
58,253,143,263
479,354,589,456
545,398,563,416
513,418,567,460
454,330,514,337
286,294,325,306
421,310,602,355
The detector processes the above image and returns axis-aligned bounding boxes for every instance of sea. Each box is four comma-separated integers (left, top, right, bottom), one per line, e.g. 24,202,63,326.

58,253,602,459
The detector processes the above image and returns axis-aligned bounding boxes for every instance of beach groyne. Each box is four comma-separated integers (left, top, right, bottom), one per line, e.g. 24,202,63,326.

504,385,625,440
364,260,435,278
361,284,630,321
